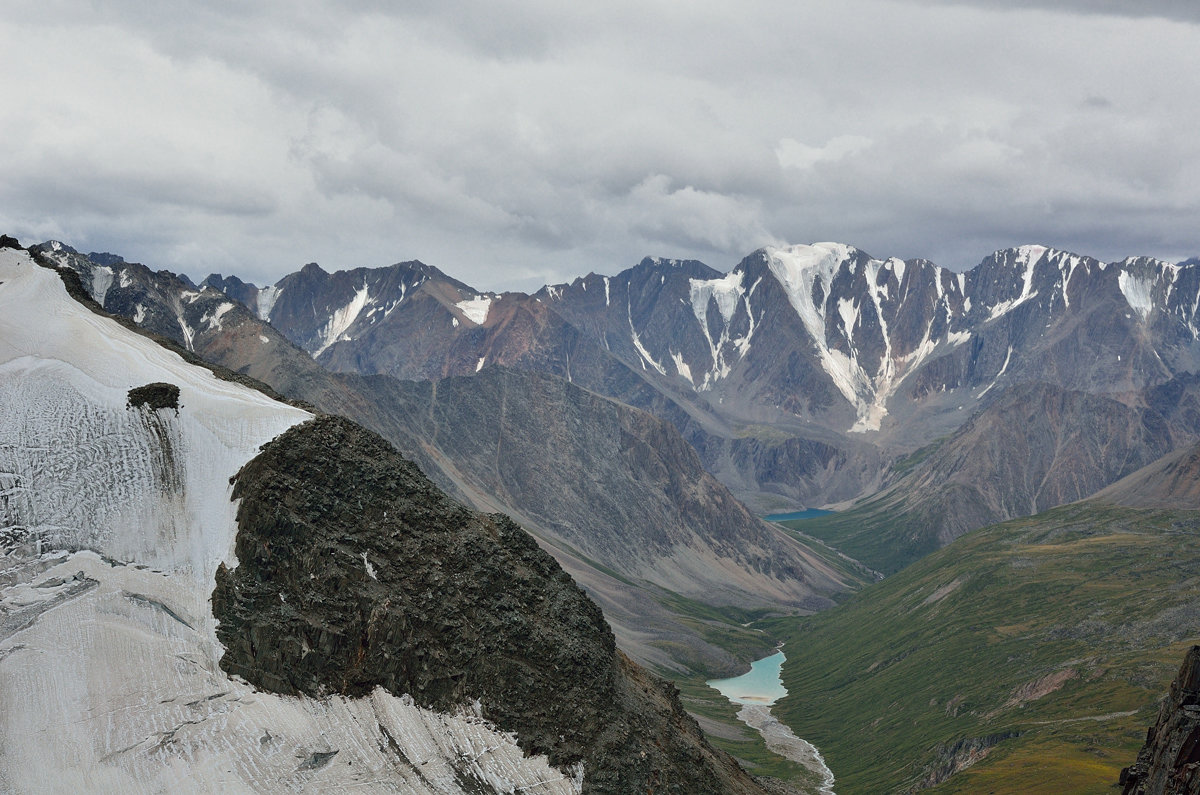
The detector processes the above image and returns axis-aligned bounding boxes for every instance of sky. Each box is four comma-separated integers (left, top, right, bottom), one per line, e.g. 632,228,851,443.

2,1,1199,291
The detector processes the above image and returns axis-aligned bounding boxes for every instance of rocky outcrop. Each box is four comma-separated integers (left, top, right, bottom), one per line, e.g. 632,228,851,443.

126,382,180,411
911,732,1019,791
1121,646,1200,795
212,414,773,794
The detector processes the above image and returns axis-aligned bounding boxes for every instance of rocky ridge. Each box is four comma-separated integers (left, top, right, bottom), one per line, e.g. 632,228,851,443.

1121,646,1200,795
212,414,779,795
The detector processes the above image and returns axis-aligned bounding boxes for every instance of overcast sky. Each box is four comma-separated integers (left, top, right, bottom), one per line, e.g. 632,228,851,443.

2,1,1199,290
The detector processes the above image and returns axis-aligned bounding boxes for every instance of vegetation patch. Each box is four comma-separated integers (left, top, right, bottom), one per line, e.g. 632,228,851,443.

761,503,1200,793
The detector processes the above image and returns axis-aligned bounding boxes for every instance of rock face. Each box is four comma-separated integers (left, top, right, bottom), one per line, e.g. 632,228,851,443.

212,414,772,795
1121,646,1200,795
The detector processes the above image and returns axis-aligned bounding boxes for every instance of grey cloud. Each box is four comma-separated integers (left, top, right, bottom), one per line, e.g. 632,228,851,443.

914,0,1200,24
2,0,1199,291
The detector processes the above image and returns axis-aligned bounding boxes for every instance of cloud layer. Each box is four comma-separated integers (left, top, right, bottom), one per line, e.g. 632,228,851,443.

2,0,1198,288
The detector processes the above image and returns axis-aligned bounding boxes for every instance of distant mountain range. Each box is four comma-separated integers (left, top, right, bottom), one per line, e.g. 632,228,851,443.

34,237,1200,573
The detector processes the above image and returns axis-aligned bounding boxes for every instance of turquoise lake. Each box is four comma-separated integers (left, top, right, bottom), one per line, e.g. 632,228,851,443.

706,650,787,705
763,508,833,522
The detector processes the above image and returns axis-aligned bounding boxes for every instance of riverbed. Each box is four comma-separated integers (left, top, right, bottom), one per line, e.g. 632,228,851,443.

707,650,836,794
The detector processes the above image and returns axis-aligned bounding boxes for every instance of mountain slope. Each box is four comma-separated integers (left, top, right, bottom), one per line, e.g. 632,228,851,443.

763,502,1200,794
792,382,1187,572
1093,439,1200,510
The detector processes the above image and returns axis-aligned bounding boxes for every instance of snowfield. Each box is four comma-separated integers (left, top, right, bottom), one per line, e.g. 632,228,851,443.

0,249,581,794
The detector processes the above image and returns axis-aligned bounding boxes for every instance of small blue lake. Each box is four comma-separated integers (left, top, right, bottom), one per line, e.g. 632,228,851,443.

763,508,833,522
706,650,787,705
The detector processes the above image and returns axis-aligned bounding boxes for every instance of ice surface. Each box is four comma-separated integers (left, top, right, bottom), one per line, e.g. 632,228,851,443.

0,553,581,794
256,285,282,322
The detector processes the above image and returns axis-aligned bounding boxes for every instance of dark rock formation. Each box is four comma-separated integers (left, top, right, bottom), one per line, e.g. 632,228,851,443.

1121,646,1200,795
212,414,771,794
126,382,180,411
0,235,21,250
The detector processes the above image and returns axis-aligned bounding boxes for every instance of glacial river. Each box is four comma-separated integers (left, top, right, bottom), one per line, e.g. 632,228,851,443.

707,650,836,794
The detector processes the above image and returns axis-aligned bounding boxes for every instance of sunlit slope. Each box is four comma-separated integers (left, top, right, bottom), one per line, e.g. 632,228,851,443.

765,503,1200,794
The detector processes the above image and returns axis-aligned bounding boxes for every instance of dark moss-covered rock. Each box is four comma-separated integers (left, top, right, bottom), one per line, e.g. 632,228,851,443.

212,414,770,794
1121,646,1200,794
127,382,181,411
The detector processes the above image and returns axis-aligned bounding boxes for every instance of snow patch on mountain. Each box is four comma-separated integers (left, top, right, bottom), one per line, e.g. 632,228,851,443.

764,244,978,432
1119,270,1156,321
628,297,666,375
256,284,281,322
987,245,1045,321
766,244,889,431
315,282,372,356
457,295,494,325
91,265,114,306
687,270,755,388
202,301,234,332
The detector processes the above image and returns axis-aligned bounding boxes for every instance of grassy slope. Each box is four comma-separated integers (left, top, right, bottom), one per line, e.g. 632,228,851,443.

656,549,873,790
763,503,1200,793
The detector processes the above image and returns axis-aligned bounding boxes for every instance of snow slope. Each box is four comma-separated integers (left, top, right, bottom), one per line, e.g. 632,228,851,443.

0,249,580,794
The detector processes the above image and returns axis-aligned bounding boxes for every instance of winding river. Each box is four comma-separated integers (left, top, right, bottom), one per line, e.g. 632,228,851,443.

707,649,836,795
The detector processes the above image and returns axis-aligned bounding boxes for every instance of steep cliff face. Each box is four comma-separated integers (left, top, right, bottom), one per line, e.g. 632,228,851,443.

1121,646,1200,795
212,414,774,795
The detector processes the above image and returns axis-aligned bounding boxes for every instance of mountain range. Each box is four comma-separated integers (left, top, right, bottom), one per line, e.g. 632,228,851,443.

12,231,1200,793
179,240,1200,565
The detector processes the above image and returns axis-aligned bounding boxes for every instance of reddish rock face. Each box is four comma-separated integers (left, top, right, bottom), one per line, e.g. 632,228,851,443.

1121,646,1200,795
